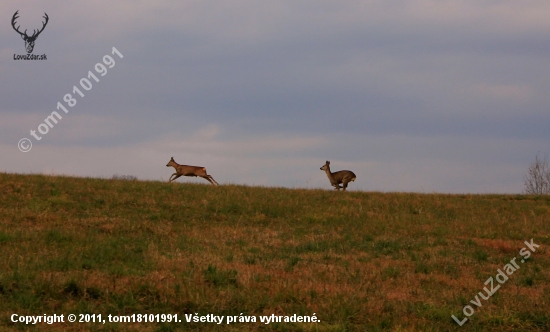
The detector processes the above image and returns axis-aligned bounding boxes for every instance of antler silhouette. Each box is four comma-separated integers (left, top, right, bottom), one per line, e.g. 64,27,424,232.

32,13,49,39
11,11,49,53
11,10,26,38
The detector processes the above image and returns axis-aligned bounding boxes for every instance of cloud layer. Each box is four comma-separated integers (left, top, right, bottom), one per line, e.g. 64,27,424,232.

2,0,549,193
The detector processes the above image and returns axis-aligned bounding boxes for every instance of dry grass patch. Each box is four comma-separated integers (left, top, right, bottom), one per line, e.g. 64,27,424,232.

0,173,549,331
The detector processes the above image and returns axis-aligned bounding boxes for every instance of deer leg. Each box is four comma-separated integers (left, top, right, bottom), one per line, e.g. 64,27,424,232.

200,175,215,185
342,181,348,191
168,173,177,183
208,175,219,185
169,173,182,183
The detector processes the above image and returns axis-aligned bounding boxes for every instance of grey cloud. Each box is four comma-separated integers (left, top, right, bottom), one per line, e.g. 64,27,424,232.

2,0,549,193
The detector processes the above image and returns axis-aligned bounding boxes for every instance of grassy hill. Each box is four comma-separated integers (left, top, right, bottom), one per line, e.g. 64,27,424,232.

0,172,549,331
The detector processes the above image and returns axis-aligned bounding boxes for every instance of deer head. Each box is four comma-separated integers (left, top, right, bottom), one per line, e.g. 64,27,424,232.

12,11,49,54
320,160,330,171
166,157,176,167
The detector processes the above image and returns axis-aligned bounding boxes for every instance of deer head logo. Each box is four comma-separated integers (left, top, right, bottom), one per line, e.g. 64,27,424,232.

12,10,49,54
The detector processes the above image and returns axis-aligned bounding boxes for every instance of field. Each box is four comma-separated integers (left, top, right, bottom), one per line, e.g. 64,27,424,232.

0,172,549,331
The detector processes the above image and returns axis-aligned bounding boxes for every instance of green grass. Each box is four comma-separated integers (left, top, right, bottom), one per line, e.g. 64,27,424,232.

0,172,549,331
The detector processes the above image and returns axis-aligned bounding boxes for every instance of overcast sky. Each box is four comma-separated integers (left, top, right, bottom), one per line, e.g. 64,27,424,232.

1,0,549,193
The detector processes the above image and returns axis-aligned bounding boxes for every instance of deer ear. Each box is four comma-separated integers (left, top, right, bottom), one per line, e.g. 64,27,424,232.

326,161,330,164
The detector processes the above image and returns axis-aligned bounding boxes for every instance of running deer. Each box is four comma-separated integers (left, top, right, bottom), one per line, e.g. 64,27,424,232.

166,157,219,185
320,161,356,191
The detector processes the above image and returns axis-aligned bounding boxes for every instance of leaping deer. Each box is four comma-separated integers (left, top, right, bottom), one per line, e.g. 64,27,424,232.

166,157,219,185
320,161,356,191
11,11,49,54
